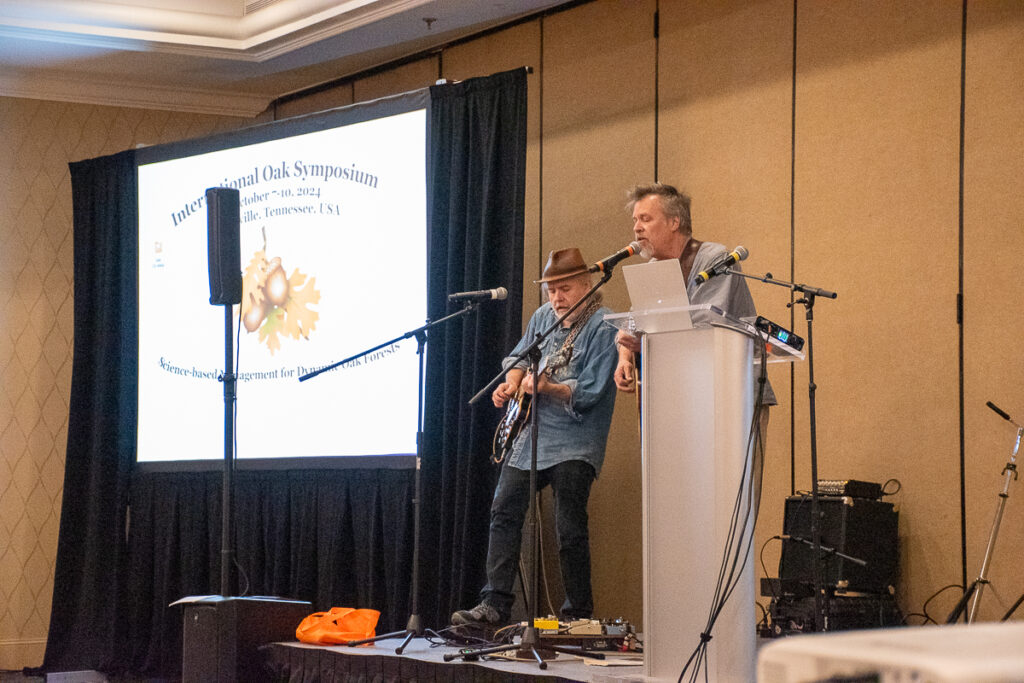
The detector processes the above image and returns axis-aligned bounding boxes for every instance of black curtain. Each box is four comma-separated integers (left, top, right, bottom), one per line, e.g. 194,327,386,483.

43,67,527,677
419,67,528,626
43,150,138,672
119,469,414,674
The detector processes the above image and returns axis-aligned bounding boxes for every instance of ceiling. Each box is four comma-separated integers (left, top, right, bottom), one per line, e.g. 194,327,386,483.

0,0,567,117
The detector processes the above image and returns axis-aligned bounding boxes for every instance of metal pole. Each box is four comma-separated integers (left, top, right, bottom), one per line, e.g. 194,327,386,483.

220,304,235,596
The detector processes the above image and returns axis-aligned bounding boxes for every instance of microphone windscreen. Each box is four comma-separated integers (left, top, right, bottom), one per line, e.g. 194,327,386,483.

986,401,1011,421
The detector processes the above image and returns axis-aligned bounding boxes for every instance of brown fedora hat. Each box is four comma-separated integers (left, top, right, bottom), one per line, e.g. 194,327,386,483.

535,247,590,283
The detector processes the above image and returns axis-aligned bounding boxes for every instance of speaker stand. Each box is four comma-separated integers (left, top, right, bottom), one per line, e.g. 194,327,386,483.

218,304,236,595
947,401,1022,623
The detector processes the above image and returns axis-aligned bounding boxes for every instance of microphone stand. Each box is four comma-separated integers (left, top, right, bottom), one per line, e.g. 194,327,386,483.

447,269,616,669
946,401,1022,624
299,302,483,653
782,535,867,569
725,268,837,632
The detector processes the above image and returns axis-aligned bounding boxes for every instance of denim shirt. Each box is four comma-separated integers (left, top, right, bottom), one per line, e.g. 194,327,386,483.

503,302,618,475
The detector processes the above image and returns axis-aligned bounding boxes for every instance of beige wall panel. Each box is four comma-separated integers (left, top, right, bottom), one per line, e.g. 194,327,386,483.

0,97,246,668
963,1,1024,623
542,0,656,627
658,0,796,617
352,57,439,104
442,22,543,329
275,83,355,120
794,1,962,618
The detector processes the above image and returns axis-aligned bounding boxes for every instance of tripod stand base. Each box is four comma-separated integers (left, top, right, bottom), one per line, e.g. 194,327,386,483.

444,642,554,668
345,612,424,651
444,625,558,669
514,646,557,663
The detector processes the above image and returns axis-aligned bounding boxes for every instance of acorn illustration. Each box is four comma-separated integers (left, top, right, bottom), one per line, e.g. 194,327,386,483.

243,292,269,332
265,257,290,307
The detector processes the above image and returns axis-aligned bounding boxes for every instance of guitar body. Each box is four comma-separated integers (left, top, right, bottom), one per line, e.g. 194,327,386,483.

492,388,531,464
489,307,594,464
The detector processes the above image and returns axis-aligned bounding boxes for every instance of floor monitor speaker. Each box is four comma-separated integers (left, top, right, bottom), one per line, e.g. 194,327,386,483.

181,596,312,683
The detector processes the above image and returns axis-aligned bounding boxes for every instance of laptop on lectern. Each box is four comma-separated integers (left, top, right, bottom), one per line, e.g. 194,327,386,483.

621,259,693,333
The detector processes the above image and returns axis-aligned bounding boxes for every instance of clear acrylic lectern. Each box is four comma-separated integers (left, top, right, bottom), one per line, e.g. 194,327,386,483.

605,304,801,682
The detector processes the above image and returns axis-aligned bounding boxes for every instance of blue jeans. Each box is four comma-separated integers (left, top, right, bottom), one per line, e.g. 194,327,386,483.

481,459,595,620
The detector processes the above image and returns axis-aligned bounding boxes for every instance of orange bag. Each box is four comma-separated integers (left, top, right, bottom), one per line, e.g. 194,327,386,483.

295,607,381,645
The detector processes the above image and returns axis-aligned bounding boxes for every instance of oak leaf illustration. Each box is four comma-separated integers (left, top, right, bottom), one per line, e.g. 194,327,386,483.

257,270,320,354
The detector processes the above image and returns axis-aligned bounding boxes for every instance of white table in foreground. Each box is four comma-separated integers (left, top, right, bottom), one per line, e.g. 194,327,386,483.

758,622,1024,682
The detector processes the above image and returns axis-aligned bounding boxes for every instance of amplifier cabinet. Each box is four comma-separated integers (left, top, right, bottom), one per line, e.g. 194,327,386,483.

768,593,902,635
779,495,898,594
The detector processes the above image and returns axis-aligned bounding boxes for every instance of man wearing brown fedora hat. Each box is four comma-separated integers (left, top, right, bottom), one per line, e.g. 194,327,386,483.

451,247,618,628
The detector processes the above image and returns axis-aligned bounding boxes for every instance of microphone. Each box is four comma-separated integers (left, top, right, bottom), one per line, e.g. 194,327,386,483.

448,287,508,302
986,401,1011,422
987,400,1022,428
695,246,749,284
589,241,643,273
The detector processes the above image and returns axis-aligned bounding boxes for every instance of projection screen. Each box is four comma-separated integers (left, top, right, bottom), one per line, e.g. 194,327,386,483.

135,91,428,467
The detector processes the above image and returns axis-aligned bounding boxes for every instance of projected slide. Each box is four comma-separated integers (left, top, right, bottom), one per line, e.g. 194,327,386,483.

137,108,426,463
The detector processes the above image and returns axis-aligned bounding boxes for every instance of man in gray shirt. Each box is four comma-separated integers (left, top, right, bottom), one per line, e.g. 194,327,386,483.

614,182,774,506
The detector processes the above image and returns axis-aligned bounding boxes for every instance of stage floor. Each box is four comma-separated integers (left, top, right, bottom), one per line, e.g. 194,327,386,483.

265,635,645,682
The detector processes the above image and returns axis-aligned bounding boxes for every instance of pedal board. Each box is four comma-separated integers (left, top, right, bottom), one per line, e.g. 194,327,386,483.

536,617,640,652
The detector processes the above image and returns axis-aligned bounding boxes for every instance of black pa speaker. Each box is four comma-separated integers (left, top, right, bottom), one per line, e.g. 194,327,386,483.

181,596,311,683
206,187,242,305
779,495,898,594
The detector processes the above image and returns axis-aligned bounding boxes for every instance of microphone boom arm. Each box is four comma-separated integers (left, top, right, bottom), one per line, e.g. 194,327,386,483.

298,302,481,382
724,268,838,300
